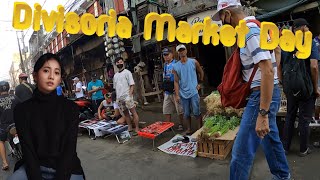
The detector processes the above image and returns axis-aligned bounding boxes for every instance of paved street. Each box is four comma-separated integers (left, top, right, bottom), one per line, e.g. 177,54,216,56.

1,106,320,180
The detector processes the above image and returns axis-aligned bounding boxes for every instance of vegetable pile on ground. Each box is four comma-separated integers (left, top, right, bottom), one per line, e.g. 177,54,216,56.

204,91,243,117
200,115,240,140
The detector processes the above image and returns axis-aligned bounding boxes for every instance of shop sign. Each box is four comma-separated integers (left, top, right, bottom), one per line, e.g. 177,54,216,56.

187,10,222,36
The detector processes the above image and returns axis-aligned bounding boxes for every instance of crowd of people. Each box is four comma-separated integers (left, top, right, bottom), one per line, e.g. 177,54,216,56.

0,0,320,179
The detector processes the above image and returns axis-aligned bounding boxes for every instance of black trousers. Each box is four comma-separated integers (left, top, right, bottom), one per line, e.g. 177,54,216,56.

91,98,104,114
283,94,315,152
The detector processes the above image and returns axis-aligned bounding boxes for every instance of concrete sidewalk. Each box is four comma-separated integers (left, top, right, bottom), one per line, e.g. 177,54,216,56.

1,108,320,180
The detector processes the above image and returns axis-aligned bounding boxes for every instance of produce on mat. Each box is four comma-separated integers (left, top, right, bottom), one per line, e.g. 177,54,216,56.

200,115,240,140
204,91,243,117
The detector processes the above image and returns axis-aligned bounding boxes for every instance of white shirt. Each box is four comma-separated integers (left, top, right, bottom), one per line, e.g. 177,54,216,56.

102,100,113,107
75,82,84,98
113,69,135,100
240,16,278,88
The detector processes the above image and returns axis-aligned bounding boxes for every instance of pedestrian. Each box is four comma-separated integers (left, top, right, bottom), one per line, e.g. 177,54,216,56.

72,77,84,99
15,73,35,102
172,44,204,135
87,73,104,114
162,48,184,131
113,57,140,135
313,33,320,122
9,53,85,180
0,81,20,171
281,18,320,152
214,0,290,179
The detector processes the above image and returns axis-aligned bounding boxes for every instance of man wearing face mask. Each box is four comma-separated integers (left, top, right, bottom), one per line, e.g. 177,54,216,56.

213,0,290,179
113,57,140,135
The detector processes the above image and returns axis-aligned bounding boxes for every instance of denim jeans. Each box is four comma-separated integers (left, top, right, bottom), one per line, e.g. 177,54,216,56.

180,93,201,119
7,164,84,180
230,85,290,180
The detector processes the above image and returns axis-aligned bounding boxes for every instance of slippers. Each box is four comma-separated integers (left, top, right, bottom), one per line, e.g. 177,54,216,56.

132,131,138,136
2,165,9,171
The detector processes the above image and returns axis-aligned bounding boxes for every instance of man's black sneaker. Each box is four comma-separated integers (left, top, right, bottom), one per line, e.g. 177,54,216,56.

299,147,312,157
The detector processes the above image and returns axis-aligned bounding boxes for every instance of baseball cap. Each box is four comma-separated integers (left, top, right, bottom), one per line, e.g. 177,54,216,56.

293,18,310,28
176,44,186,52
91,73,97,78
162,48,172,55
18,73,28,78
212,0,242,21
72,77,79,81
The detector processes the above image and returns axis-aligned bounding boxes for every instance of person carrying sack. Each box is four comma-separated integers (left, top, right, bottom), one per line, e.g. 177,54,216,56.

214,0,290,179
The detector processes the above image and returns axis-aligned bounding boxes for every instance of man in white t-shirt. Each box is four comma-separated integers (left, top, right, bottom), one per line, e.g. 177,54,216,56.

72,77,84,99
113,57,139,135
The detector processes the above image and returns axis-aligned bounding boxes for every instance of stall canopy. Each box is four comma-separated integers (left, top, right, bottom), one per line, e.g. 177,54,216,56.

241,0,309,20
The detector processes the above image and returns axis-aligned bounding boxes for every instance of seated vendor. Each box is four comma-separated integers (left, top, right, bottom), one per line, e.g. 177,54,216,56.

98,93,114,120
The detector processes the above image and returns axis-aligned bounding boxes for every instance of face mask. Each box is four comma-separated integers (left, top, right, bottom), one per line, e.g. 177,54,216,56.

117,64,124,70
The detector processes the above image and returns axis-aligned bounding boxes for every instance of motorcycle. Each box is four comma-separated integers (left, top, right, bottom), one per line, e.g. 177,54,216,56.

69,98,94,121
6,124,23,160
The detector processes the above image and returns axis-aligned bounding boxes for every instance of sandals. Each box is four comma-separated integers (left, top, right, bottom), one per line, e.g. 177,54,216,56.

176,124,184,131
2,165,9,171
131,131,138,136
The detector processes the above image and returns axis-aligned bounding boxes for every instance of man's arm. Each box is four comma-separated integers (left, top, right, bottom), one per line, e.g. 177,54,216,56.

173,70,180,98
310,41,320,96
274,46,282,83
259,60,274,111
195,60,204,82
310,59,319,93
129,85,134,96
98,101,104,119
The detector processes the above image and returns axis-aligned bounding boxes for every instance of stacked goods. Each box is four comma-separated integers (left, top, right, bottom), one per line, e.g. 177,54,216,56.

200,115,240,140
204,91,243,117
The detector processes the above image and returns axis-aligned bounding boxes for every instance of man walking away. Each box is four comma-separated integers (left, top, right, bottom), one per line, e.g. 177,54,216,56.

113,57,140,135
88,73,105,114
281,18,320,153
214,0,290,179
0,81,20,171
162,48,184,131
173,44,204,135
15,73,35,102
72,77,84,99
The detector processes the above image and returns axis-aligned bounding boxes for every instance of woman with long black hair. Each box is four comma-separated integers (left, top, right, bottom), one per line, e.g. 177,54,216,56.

9,53,85,180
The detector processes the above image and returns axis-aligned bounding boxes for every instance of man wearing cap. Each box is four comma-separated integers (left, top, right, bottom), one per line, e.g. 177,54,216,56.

173,44,204,135
214,0,290,179
72,77,84,99
162,48,184,131
15,73,35,102
87,73,105,113
280,18,320,152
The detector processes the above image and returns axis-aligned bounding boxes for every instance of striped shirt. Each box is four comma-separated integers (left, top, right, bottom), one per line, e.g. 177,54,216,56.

240,16,278,88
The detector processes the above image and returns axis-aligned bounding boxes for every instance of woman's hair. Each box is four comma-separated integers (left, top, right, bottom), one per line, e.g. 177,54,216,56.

33,53,64,74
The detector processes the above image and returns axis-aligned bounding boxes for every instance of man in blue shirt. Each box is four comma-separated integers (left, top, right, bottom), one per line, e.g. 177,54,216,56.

162,48,184,131
88,73,105,114
173,44,204,135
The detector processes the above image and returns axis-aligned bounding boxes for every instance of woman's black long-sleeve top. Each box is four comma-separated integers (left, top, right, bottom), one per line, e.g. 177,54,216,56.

14,88,84,180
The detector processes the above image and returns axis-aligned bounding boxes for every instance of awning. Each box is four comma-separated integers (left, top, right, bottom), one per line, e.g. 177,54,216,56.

255,0,308,20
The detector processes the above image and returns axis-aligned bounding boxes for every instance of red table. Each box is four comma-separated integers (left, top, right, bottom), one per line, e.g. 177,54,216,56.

138,121,175,150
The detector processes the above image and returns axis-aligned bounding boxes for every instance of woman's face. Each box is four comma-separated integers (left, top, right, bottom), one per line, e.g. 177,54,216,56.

33,59,62,94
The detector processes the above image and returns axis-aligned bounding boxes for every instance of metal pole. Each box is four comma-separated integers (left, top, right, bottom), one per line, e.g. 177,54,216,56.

16,31,26,73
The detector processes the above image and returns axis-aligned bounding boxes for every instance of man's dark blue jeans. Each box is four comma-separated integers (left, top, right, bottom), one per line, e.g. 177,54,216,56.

230,85,290,180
